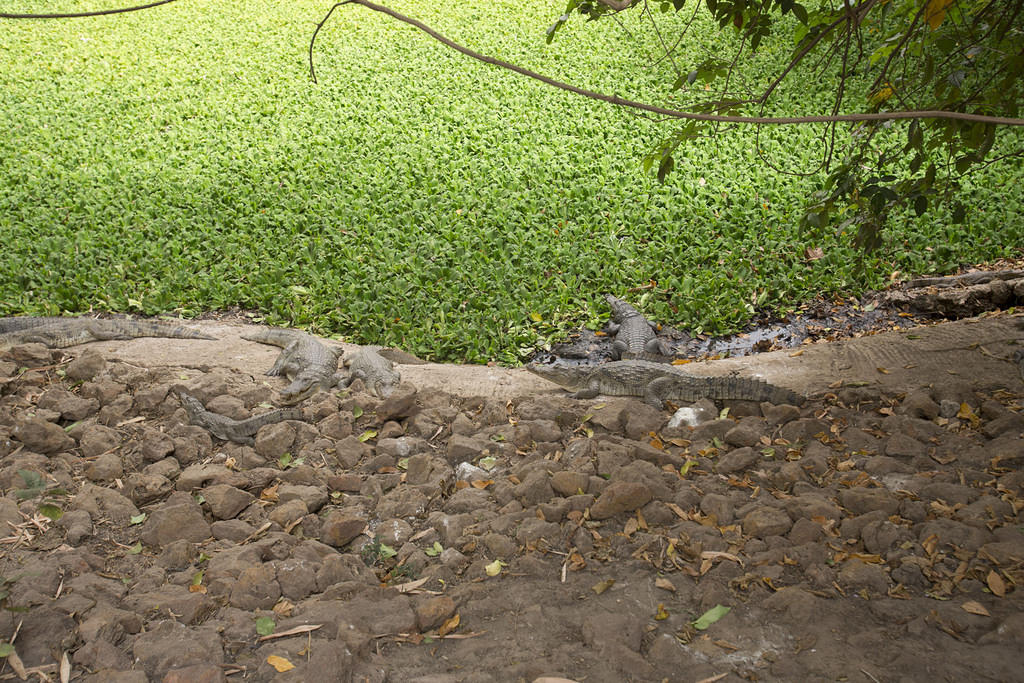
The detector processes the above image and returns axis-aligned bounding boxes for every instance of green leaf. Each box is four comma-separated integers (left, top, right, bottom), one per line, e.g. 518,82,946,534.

17,470,43,491
693,604,731,630
38,504,62,521
478,456,497,471
255,616,276,636
791,3,807,23
127,542,143,555
914,195,928,217
130,513,147,525
278,453,293,469
0,643,14,658
378,543,397,559
352,405,363,419
358,430,377,443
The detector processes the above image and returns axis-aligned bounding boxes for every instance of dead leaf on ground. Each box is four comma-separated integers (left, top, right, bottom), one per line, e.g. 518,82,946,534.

961,601,991,616
655,577,676,592
266,655,295,672
438,613,460,636
987,570,1007,597
592,578,615,594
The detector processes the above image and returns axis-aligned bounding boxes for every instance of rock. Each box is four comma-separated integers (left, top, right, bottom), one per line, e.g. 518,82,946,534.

840,488,900,516
66,349,107,381
837,558,889,595
211,519,257,542
715,446,760,474
254,421,296,458
513,470,555,506
724,418,766,447
900,390,940,420
86,452,124,482
58,509,93,545
274,558,320,602
376,384,419,421
157,539,197,570
446,433,489,465
623,404,664,440
38,387,98,420
762,402,801,427
700,493,735,525
162,663,227,683
74,638,133,671
321,511,366,548
14,417,74,453
202,484,254,520
328,472,363,492
141,429,176,462
550,470,589,496
742,506,793,537
133,620,224,677
14,607,77,666
318,412,353,440
268,498,309,528
589,481,652,520
125,472,174,506
278,484,329,512
78,424,121,457
414,596,457,632
375,518,414,546
229,563,281,609
884,433,926,459
140,491,212,548
73,483,140,525
130,585,218,625
918,518,992,552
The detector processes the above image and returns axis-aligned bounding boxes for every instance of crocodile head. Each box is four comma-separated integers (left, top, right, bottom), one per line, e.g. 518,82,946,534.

525,362,589,391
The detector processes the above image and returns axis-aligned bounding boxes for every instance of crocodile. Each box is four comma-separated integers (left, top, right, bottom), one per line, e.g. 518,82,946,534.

527,359,805,407
0,317,216,351
604,294,672,360
241,328,343,404
178,391,302,445
0,316,75,333
338,348,401,397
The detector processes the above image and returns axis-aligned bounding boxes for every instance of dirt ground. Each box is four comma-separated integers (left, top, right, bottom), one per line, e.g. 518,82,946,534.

0,313,1022,682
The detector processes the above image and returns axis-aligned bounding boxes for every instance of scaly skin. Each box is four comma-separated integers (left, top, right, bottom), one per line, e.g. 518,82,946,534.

241,328,342,404
179,392,302,445
604,294,671,360
0,318,216,351
339,348,401,397
527,359,805,407
0,316,75,333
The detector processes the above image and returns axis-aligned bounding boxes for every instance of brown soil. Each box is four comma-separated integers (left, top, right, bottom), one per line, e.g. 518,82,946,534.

0,313,1022,683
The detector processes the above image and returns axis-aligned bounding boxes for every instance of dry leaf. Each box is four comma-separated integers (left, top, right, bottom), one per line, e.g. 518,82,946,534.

876,367,890,374
622,517,639,537
266,655,295,672
470,479,494,489
654,603,669,620
788,349,805,357
61,651,71,683
987,570,1006,597
257,624,323,642
655,577,676,592
260,484,279,502
188,583,207,594
804,246,824,261
438,613,460,636
592,578,615,594
961,601,991,616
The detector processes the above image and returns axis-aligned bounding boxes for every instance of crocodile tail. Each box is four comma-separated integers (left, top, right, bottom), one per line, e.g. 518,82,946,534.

621,351,673,363
720,376,804,405
120,320,216,340
240,328,300,348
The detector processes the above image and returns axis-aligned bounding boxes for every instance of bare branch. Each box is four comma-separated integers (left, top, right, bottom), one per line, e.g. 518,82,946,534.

0,0,178,19
309,0,1024,127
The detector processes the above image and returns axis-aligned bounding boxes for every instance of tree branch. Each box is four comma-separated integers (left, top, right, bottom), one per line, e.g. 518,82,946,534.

0,0,178,19
309,0,1024,127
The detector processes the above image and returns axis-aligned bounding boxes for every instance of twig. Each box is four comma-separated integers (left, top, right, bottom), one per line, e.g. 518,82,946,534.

308,0,1024,127
0,0,178,19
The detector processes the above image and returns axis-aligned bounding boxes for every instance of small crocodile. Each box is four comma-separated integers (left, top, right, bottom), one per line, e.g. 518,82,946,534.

338,348,401,397
0,316,75,333
178,391,302,445
242,328,342,404
527,359,805,407
604,294,672,360
0,317,216,351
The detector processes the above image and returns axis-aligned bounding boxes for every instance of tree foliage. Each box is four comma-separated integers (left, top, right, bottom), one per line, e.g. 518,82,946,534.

548,0,1024,248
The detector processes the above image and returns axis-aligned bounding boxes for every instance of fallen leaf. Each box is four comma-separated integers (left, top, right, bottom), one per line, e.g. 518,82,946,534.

622,517,639,537
655,577,676,592
961,601,991,616
987,570,1006,597
470,479,493,489
592,578,615,594
484,559,505,577
788,349,804,357
876,367,890,374
693,604,731,630
438,613,460,636
60,650,70,683
257,624,323,642
804,246,824,261
255,616,276,636
654,603,669,620
266,655,294,672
